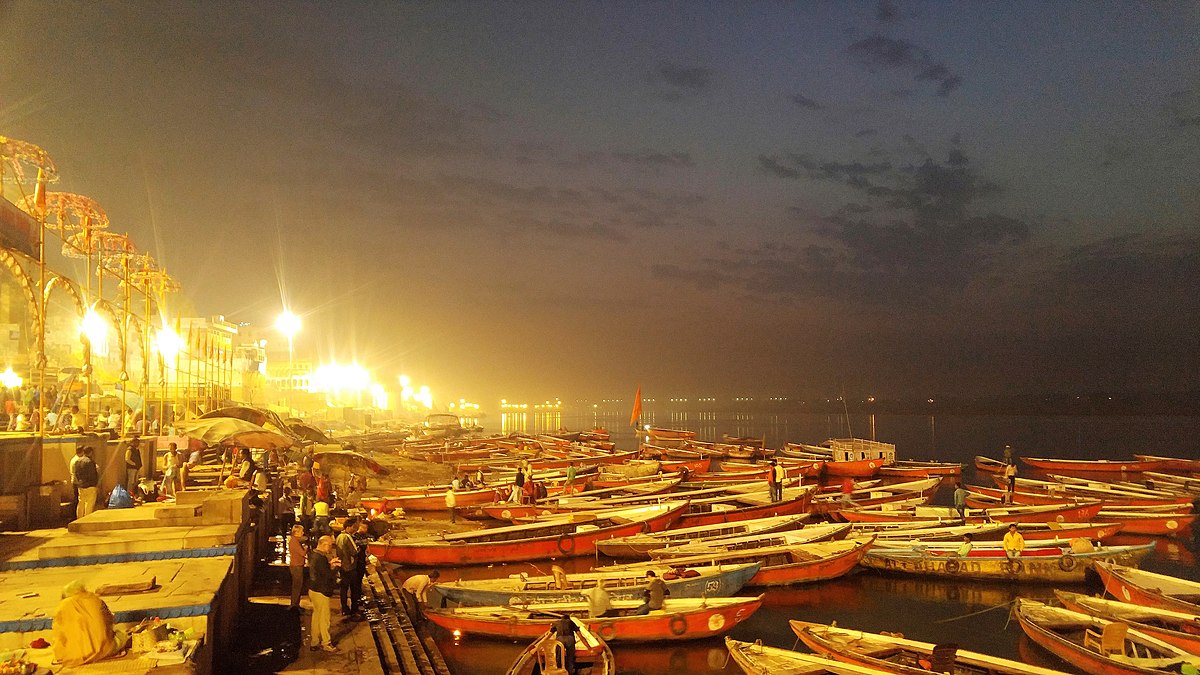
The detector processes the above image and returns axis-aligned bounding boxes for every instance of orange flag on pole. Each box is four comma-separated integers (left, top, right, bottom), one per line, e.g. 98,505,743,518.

629,385,642,428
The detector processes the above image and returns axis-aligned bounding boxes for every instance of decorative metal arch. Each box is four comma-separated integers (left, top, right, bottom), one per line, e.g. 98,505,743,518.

0,248,41,337
44,273,85,318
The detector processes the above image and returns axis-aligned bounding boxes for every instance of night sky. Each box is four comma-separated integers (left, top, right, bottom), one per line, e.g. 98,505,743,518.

1,1,1197,405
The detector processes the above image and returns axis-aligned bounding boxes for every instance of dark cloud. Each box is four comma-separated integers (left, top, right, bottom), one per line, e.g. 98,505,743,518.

845,35,962,96
650,61,712,100
876,1,901,23
791,93,822,110
614,150,695,168
1164,89,1200,128
743,146,1030,304
855,128,878,138
1056,234,1200,302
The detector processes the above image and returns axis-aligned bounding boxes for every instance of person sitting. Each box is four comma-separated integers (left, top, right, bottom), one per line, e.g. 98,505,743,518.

634,570,668,615
52,580,129,667
582,580,614,618
955,533,973,557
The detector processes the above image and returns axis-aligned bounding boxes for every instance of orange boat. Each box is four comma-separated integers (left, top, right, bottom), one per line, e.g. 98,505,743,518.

1056,590,1200,656
1014,598,1200,675
604,537,874,587
1094,562,1200,614
1020,456,1175,473
425,595,761,643
367,501,686,566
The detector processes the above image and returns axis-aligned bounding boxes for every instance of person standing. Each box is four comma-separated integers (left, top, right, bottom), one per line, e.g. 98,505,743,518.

313,500,330,537
1003,524,1025,560
445,486,457,523
769,460,786,502
351,519,371,614
160,448,179,499
634,570,668,615
1002,444,1014,466
336,516,362,618
73,446,99,519
278,488,296,538
1003,462,1018,504
68,446,84,520
121,435,142,498
565,462,577,495
307,535,340,652
287,524,307,611
953,482,968,519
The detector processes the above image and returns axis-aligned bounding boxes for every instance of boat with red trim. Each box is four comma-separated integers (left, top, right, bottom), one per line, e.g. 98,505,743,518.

367,501,687,566
424,595,762,643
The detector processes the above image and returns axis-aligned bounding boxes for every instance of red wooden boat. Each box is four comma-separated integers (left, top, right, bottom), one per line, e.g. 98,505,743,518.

969,484,1195,509
1020,456,1175,473
1134,455,1200,472
974,455,1009,474
836,500,1105,525
792,619,1072,675
480,478,764,522
674,490,812,528
360,485,504,512
456,450,639,473
425,595,762,643
1014,598,1200,675
367,501,687,566
1055,590,1200,656
1093,562,1200,614
878,460,963,478
659,457,712,474
1095,510,1197,536
604,537,874,587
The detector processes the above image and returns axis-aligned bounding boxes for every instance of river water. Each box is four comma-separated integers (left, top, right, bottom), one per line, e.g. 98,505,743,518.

430,408,1200,675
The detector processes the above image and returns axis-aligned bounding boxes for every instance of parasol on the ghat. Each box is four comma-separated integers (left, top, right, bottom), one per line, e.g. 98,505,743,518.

312,449,389,476
179,417,295,449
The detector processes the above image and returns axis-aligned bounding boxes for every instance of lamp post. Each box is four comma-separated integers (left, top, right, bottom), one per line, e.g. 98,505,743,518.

275,310,300,414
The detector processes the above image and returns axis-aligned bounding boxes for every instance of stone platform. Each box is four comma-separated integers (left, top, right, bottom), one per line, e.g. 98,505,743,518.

0,489,260,674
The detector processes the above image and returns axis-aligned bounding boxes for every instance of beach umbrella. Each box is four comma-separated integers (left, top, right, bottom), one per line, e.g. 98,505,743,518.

179,417,295,449
312,449,389,476
286,421,336,445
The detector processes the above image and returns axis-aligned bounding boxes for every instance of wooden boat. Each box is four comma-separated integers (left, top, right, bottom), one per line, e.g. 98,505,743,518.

604,537,875,587
367,501,687,566
975,455,1011,474
969,483,1195,509
853,520,1011,542
1055,590,1200,656
505,618,614,675
1021,456,1175,473
360,485,504,512
674,488,814,528
836,500,1105,525
1095,510,1197,536
812,477,942,516
790,619,1072,675
645,427,696,441
1093,562,1200,615
725,638,898,675
878,459,963,478
1014,598,1200,675
859,541,1156,583
596,513,811,559
648,522,852,559
1135,455,1200,472
433,561,761,606
483,477,764,521
456,450,639,473
1142,472,1200,495
424,595,762,643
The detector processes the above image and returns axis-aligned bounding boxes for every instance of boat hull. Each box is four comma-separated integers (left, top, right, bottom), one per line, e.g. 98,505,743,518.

434,562,760,606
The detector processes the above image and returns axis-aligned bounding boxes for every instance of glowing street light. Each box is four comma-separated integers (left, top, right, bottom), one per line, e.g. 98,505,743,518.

80,305,109,356
276,310,301,412
0,367,22,389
